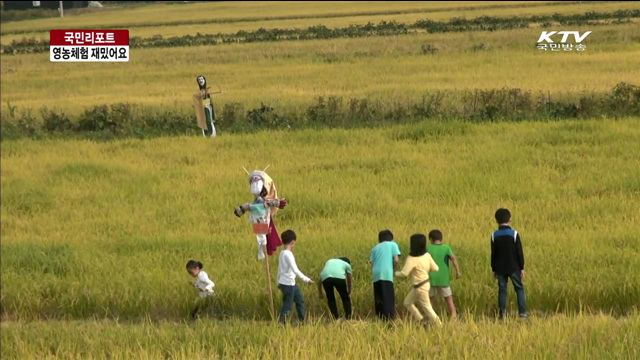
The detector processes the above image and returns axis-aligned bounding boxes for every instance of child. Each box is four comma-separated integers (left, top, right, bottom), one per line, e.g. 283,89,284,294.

395,234,442,327
186,259,215,320
318,257,353,320
370,229,401,321
277,229,314,324
491,208,527,319
427,229,462,319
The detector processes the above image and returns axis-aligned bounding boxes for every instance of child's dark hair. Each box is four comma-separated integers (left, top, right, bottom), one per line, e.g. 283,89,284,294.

495,208,511,224
409,234,427,257
186,260,203,269
281,230,297,245
339,257,351,265
378,229,394,243
428,229,443,241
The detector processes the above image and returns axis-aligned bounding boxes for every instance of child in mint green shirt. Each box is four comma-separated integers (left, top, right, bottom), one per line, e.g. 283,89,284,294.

317,257,353,320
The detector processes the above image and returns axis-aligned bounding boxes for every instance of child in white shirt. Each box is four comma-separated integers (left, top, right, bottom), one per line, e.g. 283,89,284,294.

186,260,215,320
277,230,314,324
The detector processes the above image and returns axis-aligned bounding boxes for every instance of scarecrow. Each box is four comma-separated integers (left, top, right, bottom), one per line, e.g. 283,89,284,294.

192,75,221,137
234,166,287,317
234,167,287,260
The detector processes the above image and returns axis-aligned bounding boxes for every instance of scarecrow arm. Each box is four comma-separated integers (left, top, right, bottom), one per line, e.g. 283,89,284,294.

265,198,287,209
234,203,251,217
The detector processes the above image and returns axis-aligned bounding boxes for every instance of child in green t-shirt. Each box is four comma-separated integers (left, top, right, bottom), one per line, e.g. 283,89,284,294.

427,229,462,319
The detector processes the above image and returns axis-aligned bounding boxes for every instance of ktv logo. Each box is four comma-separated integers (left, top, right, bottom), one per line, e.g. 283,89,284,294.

536,31,591,52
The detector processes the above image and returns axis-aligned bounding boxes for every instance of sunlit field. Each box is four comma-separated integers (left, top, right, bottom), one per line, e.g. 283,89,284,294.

0,1,561,35
3,1,639,41
2,119,639,358
2,22,639,115
1,1,639,359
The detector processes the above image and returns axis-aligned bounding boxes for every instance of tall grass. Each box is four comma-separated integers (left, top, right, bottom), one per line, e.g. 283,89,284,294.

2,119,639,323
4,0,637,41
1,23,638,115
1,2,639,358
5,10,639,53
0,1,562,35
2,313,639,359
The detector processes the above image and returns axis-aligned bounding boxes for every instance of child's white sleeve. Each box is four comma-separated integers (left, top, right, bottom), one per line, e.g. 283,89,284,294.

199,272,215,292
288,253,311,283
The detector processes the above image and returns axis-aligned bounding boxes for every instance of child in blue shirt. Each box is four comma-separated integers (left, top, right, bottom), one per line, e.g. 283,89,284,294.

370,230,401,321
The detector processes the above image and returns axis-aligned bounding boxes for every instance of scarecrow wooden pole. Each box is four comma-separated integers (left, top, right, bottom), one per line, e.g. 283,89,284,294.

263,244,275,320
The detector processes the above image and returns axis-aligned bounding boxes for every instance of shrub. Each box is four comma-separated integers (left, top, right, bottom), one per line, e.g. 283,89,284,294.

77,105,112,132
462,88,534,121
15,109,42,137
348,98,377,125
221,102,244,128
1,83,638,141
41,107,73,133
142,106,192,136
413,92,445,118
470,43,492,52
0,9,58,22
607,82,640,118
306,96,346,127
246,103,288,129
420,44,438,55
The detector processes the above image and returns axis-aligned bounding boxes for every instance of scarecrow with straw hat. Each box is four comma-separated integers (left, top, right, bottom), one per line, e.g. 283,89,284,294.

234,166,288,318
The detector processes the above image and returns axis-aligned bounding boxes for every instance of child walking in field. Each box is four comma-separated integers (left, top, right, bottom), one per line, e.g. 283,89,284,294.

318,257,353,320
370,230,401,321
491,208,527,320
277,229,314,324
395,234,442,327
186,260,215,320
427,230,462,319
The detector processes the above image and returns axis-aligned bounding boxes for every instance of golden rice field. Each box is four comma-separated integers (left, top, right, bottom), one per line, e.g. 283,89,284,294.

2,22,639,115
2,119,640,358
2,315,639,359
0,1,560,35
3,1,639,42
1,1,640,359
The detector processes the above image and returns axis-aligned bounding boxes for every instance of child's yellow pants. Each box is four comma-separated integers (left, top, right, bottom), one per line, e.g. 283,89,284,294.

403,284,442,326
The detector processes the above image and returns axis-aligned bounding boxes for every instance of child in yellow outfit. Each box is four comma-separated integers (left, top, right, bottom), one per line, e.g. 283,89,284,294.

395,234,443,327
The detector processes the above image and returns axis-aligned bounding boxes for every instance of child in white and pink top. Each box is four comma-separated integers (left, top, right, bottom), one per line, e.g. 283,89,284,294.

186,260,215,320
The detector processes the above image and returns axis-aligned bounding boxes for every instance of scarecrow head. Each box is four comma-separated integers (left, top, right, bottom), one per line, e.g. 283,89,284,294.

250,174,268,198
196,75,207,90
247,169,277,200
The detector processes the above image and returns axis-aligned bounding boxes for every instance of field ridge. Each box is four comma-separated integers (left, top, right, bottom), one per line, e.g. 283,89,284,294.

3,9,639,55
0,1,589,35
